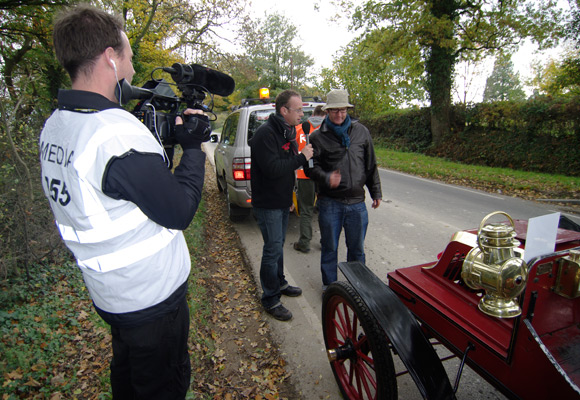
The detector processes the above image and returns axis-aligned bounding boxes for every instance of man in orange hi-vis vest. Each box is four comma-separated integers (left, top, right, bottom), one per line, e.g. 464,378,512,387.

294,105,326,253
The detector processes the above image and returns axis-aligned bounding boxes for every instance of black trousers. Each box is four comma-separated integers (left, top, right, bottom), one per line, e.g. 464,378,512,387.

109,297,191,399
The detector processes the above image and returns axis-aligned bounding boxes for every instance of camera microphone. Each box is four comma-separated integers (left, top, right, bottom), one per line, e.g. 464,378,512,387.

162,63,235,97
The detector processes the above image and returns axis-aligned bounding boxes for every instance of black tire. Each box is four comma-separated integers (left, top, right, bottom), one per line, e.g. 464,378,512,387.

322,281,398,400
225,187,249,222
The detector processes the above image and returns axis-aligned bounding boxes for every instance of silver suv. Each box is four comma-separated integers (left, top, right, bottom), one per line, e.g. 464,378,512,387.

214,99,324,221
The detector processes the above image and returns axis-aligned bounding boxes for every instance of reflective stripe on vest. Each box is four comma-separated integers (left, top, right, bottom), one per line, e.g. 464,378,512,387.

78,228,180,272
73,122,148,226
74,119,128,176
57,207,149,243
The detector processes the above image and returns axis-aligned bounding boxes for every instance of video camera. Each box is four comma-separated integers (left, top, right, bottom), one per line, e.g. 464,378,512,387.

117,63,235,148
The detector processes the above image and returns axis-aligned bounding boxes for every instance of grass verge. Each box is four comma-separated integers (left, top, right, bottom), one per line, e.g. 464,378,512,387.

375,148,580,200
0,262,111,398
182,199,217,400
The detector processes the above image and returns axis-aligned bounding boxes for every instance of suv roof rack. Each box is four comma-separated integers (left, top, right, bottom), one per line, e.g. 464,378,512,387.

302,96,323,103
233,95,324,111
239,98,273,107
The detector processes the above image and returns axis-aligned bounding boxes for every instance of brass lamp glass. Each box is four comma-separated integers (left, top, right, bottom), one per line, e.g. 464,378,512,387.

462,212,528,318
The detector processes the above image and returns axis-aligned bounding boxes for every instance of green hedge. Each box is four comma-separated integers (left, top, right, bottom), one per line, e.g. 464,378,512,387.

363,108,432,152
361,96,580,177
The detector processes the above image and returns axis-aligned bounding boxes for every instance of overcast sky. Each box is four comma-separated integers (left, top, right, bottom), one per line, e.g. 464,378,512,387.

247,0,364,72
241,0,566,102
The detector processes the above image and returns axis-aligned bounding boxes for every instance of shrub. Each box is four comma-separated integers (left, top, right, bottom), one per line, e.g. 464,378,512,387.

361,96,580,177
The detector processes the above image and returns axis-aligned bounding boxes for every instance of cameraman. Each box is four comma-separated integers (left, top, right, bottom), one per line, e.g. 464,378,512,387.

39,5,208,398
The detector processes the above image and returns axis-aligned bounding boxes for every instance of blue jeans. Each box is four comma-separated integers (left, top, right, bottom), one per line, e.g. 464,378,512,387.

318,197,369,285
253,207,290,309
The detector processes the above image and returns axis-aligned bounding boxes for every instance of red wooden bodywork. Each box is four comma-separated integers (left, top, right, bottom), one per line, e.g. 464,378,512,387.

387,221,580,399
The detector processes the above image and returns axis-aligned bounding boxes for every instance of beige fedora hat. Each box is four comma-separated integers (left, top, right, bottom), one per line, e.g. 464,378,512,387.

321,89,353,111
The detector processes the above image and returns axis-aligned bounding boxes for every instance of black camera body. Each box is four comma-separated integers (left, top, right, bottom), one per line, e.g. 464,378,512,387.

131,79,181,146
125,63,235,148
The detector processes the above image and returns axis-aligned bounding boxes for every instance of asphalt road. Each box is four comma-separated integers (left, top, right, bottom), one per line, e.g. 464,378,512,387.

203,143,580,399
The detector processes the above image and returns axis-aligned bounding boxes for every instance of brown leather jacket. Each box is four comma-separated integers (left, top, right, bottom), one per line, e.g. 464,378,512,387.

306,119,382,204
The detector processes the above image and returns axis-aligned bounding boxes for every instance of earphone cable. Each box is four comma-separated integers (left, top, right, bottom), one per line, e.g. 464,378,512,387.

146,103,171,168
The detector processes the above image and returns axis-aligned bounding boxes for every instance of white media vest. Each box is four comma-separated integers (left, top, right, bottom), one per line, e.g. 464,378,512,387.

40,105,190,314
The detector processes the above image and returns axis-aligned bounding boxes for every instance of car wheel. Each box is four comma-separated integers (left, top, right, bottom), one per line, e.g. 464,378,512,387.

225,187,249,222
322,281,397,400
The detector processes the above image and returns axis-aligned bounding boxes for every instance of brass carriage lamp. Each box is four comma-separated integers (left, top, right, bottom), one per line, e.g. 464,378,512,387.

462,211,529,318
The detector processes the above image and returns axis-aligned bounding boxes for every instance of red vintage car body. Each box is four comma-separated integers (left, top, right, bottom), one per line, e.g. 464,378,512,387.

387,220,580,399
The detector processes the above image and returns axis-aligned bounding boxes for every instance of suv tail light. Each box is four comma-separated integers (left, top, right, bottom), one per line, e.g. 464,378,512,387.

232,157,251,181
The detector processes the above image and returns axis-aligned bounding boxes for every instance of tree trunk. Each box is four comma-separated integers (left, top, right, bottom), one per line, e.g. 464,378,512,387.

429,59,452,147
426,44,454,147
426,0,457,147
430,102,450,147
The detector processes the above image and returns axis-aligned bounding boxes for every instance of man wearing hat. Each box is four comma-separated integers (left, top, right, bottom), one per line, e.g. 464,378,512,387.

306,89,382,294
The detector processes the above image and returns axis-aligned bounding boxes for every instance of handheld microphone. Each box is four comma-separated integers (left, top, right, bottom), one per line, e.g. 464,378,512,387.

302,121,313,168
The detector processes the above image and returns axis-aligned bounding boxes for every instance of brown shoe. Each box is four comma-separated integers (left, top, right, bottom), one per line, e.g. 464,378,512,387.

293,242,310,253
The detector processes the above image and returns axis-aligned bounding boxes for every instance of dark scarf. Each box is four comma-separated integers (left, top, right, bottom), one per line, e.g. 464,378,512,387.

325,114,352,148
271,113,298,154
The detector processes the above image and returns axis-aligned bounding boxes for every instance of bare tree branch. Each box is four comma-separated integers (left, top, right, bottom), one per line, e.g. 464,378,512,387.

0,82,34,201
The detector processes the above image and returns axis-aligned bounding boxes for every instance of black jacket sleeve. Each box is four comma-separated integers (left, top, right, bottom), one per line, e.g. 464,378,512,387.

251,127,307,179
102,148,206,230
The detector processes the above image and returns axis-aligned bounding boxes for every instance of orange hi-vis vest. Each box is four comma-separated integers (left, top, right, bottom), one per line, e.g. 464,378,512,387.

296,121,319,179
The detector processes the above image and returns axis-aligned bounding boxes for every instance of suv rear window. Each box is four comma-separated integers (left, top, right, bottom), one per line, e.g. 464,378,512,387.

246,107,320,144
222,112,240,145
248,109,275,143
